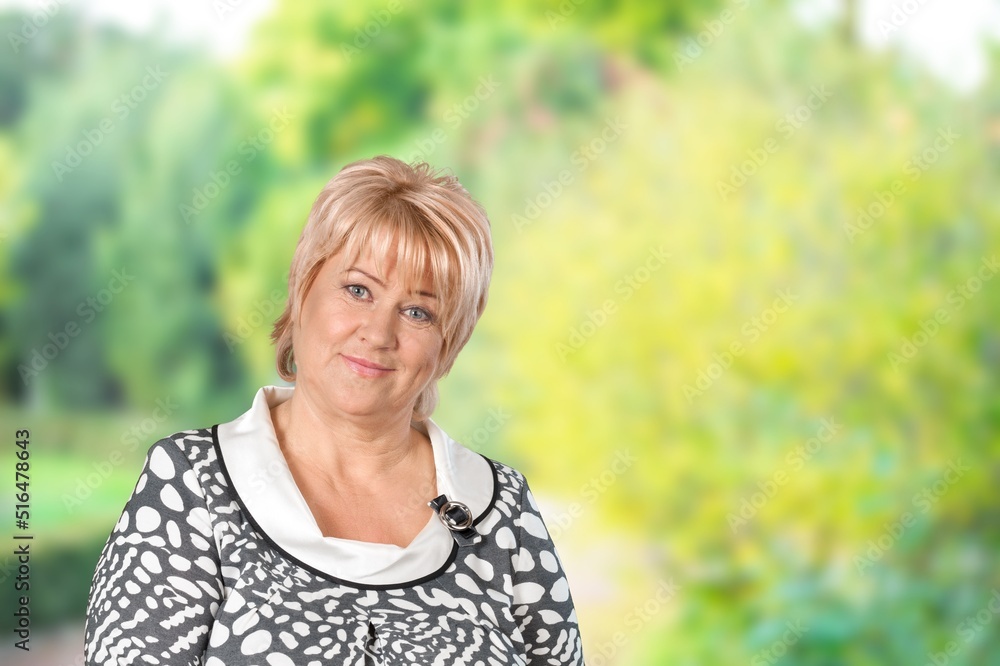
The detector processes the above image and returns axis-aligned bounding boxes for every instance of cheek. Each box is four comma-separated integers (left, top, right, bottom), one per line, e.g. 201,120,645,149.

300,299,352,344
400,332,443,370
293,314,335,366
421,336,446,371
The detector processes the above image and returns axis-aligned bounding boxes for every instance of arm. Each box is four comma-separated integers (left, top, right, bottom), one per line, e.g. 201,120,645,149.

85,437,223,666
511,476,586,665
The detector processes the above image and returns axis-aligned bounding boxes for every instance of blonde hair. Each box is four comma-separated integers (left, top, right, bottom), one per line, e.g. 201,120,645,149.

271,156,493,420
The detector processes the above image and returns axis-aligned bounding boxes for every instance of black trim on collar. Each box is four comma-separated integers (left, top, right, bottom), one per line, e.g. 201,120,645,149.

210,423,500,591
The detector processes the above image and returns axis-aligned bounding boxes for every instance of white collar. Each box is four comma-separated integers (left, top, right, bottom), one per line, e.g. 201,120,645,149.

214,386,496,588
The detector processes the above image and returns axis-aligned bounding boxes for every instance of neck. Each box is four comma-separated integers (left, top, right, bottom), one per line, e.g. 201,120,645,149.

271,388,424,486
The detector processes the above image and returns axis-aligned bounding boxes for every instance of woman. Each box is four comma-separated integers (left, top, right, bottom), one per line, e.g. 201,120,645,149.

85,156,585,665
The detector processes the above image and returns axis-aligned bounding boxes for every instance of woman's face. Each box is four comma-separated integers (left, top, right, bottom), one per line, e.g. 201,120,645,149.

292,247,444,422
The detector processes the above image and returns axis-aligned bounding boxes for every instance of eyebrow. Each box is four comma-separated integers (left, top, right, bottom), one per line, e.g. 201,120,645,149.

345,267,438,299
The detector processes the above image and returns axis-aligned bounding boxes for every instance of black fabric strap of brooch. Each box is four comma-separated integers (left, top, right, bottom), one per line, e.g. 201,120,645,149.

428,494,479,546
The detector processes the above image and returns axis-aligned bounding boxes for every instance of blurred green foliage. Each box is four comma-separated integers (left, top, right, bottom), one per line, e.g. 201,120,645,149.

1,1,999,663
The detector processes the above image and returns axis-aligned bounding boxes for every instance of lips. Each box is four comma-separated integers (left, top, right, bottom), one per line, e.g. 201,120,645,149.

341,354,395,377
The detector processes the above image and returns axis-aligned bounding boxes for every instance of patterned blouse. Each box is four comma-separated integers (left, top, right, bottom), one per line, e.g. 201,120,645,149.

84,386,585,665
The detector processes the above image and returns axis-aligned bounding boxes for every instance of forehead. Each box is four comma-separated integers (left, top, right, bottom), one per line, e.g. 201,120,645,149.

332,244,438,294
306,207,463,311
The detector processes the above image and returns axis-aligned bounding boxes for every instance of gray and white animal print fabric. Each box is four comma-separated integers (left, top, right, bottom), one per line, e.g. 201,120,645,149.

85,387,584,665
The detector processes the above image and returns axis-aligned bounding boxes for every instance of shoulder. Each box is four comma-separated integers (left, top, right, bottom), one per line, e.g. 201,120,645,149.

476,456,559,548
484,456,527,491
140,427,219,481
481,455,545,515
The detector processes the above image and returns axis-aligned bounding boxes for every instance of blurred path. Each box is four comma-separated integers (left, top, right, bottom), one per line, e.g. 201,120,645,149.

0,624,83,666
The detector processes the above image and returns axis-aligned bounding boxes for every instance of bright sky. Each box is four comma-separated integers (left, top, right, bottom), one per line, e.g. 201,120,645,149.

3,0,276,58
799,0,1000,91
3,0,1000,91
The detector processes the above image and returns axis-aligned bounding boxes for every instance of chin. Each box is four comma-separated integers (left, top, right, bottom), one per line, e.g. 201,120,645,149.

337,402,387,418
325,391,393,418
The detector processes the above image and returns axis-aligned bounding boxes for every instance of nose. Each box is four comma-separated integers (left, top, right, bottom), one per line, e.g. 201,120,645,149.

359,304,397,348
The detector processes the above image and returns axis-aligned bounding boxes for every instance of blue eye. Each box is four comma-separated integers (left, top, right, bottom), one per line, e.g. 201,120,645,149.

405,307,433,322
347,285,369,299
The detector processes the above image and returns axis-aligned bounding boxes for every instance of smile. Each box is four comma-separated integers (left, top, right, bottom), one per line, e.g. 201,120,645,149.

340,354,395,378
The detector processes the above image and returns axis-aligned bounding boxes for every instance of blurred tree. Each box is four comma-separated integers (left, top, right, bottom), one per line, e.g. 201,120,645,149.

2,15,250,417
